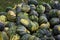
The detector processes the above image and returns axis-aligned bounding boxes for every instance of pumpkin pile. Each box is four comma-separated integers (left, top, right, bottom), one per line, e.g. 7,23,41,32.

0,0,60,40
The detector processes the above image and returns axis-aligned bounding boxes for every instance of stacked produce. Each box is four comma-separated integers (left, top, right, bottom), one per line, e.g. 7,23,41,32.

0,0,60,40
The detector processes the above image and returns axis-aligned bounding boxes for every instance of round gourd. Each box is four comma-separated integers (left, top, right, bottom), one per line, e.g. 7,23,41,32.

10,34,20,40
36,5,45,13
53,25,60,35
21,34,40,40
5,7,13,12
38,15,48,24
29,15,38,22
21,5,30,12
6,10,16,21
0,15,6,24
29,4,36,10
17,12,29,19
56,10,60,17
49,9,58,18
0,32,9,40
20,19,30,26
55,35,60,40
0,22,5,31
16,25,30,35
30,10,38,16
50,18,60,25
42,2,51,12
40,22,50,29
28,0,38,6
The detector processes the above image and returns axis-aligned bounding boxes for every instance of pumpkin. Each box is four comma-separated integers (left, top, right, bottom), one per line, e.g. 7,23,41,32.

53,25,60,35
16,25,30,35
0,15,6,24
55,35,60,40
21,34,40,40
36,5,45,13
29,4,36,10
50,18,60,26
0,22,5,31
17,12,29,19
21,4,30,12
6,10,16,21
28,0,38,6
42,2,51,13
29,15,38,22
0,32,9,40
30,10,38,16
40,22,50,29
10,34,20,40
38,15,48,24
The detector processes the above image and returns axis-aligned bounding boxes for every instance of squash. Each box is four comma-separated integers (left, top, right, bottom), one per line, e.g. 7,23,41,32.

29,15,38,22
50,18,60,26
53,25,60,35
0,22,5,31
29,4,36,10
55,35,60,40
0,12,7,16
40,22,50,29
56,10,60,18
16,25,30,35
0,32,9,40
38,15,48,24
7,23,17,38
28,0,38,6
10,34,20,40
6,10,16,21
21,4,30,12
36,5,45,13
20,19,30,26
49,9,58,18
17,12,29,19
21,34,40,40
5,7,13,12
42,2,51,13
0,15,6,24
34,29,53,40
30,10,38,16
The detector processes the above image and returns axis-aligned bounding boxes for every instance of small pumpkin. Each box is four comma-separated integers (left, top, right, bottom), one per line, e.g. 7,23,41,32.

16,25,30,35
6,10,16,21
21,4,30,12
36,5,45,13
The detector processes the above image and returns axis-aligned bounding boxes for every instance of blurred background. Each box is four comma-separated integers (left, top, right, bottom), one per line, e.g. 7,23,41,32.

0,0,60,12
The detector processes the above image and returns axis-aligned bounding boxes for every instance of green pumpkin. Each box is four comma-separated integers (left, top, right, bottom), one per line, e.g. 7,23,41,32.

56,10,60,18
34,29,53,40
6,10,16,21
20,19,30,26
17,12,29,19
49,9,58,18
16,25,30,35
20,19,39,31
0,12,7,16
21,34,40,40
40,22,50,29
53,25,60,35
10,34,20,40
29,15,38,22
0,15,6,24
21,5,30,12
7,23,17,38
50,18,60,25
28,21,39,31
36,5,45,13
0,32,9,40
38,15,48,24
